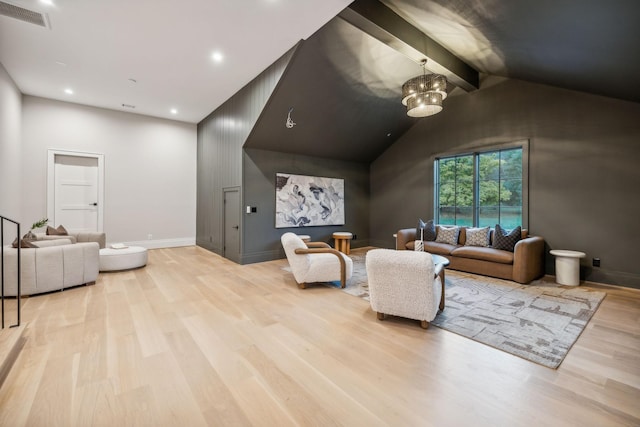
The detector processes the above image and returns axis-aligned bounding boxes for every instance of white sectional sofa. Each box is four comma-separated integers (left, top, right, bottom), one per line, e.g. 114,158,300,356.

2,232,104,296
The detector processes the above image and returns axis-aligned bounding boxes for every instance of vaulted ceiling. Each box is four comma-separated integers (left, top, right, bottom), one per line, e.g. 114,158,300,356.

2,0,639,130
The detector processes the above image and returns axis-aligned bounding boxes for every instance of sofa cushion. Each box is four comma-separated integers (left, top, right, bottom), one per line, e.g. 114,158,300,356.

435,225,460,245
451,246,515,264
492,225,522,252
465,226,491,247
46,224,68,235
416,219,437,241
423,241,458,256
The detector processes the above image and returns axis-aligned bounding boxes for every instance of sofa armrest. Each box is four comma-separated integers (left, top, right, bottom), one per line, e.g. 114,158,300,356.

512,236,545,284
396,228,417,250
74,232,106,249
295,246,347,288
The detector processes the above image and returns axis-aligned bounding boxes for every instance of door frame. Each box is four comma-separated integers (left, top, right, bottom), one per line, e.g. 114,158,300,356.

47,149,105,232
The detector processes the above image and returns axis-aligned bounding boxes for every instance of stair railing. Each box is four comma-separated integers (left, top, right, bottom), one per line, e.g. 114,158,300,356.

1,216,21,329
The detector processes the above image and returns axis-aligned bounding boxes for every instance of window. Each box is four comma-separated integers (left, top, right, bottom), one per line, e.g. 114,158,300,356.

435,144,526,228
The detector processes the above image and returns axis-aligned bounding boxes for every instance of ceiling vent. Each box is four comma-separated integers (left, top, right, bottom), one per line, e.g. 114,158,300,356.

0,1,50,29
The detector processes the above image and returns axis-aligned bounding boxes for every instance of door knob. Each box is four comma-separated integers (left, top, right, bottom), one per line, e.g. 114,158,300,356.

232,225,239,229
90,202,98,206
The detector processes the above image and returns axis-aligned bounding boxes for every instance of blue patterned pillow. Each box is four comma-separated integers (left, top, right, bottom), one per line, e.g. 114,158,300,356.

492,224,522,252
435,225,460,245
416,219,436,241
465,226,490,247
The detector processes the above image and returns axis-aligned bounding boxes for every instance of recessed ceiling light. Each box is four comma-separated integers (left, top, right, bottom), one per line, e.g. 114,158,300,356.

128,78,137,84
170,108,178,115
211,51,224,63
40,0,54,5
64,88,73,95
55,61,67,67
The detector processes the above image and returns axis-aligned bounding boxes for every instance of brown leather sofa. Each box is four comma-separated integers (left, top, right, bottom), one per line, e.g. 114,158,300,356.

396,227,545,284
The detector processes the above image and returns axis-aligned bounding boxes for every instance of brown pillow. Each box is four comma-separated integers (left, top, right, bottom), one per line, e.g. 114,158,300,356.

46,225,68,235
11,238,37,248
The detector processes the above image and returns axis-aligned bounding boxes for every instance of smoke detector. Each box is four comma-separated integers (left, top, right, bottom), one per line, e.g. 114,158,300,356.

0,1,51,29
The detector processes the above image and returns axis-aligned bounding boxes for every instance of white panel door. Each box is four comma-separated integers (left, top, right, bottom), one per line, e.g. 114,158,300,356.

54,155,99,232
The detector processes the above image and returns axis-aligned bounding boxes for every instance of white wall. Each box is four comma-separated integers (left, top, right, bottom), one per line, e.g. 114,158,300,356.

0,62,22,232
22,96,197,248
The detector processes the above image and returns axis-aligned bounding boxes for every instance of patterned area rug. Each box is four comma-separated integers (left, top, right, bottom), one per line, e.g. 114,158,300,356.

289,248,606,369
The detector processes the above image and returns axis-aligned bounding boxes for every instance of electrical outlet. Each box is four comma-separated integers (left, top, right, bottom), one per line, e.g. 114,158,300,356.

592,258,600,267
352,234,357,240
148,234,153,240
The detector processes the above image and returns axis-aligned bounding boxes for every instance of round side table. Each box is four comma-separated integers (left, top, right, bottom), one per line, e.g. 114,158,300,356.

332,232,353,255
550,249,586,286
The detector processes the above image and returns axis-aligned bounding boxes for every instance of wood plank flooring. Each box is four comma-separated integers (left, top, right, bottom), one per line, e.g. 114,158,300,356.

0,246,638,426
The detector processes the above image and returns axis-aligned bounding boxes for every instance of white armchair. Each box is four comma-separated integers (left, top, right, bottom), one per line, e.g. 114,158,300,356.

281,232,353,289
365,249,444,329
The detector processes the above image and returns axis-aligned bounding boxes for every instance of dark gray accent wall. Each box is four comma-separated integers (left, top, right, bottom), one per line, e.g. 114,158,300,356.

196,47,296,255
242,148,370,264
243,17,418,163
371,76,640,288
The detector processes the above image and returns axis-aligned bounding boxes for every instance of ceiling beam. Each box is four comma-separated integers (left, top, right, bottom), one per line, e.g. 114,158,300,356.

339,0,479,92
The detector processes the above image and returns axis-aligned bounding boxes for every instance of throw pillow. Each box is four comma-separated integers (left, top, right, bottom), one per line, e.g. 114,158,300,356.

492,224,522,252
416,219,437,241
46,224,68,235
435,225,460,245
11,237,37,248
465,226,491,247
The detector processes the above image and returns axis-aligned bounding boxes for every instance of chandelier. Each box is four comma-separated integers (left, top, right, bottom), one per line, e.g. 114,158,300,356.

401,60,447,117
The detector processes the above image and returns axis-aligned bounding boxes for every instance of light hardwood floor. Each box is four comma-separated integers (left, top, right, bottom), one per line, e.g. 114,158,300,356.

0,246,638,426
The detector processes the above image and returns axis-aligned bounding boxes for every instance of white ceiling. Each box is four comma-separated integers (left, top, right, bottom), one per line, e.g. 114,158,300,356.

0,0,352,123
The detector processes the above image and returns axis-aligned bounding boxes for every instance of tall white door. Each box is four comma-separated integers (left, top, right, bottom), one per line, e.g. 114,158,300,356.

54,155,99,232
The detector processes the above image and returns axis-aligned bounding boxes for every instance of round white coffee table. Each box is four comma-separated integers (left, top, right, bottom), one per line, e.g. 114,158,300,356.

550,250,585,286
99,246,148,272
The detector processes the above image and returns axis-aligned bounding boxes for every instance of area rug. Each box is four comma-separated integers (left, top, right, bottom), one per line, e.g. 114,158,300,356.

284,248,606,369
430,271,606,368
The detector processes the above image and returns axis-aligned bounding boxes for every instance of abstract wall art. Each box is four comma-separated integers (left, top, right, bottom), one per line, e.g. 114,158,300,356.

275,173,345,228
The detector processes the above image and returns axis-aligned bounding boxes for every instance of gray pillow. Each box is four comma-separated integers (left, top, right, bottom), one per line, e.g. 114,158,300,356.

416,219,437,241
492,224,522,252
435,225,460,245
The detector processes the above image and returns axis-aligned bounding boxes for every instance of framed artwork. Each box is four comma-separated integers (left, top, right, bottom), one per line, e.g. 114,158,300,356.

275,173,345,228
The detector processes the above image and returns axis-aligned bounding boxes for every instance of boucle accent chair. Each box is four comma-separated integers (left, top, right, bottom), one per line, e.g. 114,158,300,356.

281,232,353,289
366,249,443,329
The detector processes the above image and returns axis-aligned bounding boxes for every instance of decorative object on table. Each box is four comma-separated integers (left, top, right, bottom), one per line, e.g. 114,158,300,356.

414,239,424,251
275,173,344,228
280,232,352,289
401,59,448,117
110,243,129,249
550,250,586,286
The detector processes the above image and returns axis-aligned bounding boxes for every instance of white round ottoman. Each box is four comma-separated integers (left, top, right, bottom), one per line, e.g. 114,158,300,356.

99,246,148,272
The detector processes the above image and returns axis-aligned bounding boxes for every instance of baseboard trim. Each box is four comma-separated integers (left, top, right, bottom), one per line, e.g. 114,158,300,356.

112,237,196,250
241,249,283,265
